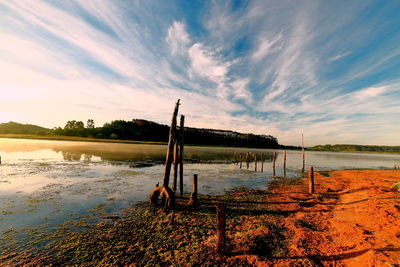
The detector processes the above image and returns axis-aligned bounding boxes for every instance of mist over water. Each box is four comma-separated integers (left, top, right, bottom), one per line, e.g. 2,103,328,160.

0,138,399,251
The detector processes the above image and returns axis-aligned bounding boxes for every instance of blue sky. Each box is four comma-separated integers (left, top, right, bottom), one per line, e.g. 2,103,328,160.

0,0,399,145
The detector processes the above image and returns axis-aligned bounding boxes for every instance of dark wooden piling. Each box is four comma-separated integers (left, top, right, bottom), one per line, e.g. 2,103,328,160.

273,152,276,176
216,205,226,253
283,150,287,177
179,115,185,198
246,152,250,170
261,153,264,172
239,152,243,169
188,174,198,208
308,167,314,194
254,153,257,172
150,99,180,209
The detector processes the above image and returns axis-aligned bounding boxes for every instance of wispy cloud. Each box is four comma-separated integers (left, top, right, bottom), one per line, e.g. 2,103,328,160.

0,0,399,145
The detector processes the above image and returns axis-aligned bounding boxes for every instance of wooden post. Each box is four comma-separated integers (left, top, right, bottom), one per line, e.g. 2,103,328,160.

239,152,242,169
308,167,314,194
169,212,175,225
273,152,276,177
254,153,257,172
162,99,180,187
283,150,287,177
394,164,397,170
216,205,226,253
179,115,185,198
188,174,198,208
261,153,264,172
173,142,179,191
302,134,305,173
246,152,250,170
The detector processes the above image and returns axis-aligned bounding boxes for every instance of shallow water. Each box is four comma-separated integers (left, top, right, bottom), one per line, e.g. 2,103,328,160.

0,138,399,251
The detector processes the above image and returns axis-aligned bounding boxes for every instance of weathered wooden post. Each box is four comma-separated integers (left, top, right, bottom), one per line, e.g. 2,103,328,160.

216,204,226,253
254,153,257,172
302,134,305,173
273,152,276,176
246,152,250,169
261,153,264,172
179,115,185,198
169,212,175,225
283,150,287,177
173,141,179,191
150,99,180,209
188,174,198,208
239,152,243,169
308,167,314,194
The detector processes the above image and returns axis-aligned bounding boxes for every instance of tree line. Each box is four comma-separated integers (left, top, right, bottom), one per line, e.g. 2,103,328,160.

51,119,280,148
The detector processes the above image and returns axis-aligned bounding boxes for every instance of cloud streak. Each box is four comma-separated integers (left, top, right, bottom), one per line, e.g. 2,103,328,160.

0,0,399,145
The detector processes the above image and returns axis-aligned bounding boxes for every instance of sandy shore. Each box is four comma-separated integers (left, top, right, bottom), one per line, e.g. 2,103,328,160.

242,170,400,266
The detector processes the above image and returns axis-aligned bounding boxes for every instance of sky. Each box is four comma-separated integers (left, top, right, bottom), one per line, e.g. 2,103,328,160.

0,0,400,146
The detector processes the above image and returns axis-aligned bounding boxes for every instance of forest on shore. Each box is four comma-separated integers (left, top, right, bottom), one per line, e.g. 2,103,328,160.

0,120,280,149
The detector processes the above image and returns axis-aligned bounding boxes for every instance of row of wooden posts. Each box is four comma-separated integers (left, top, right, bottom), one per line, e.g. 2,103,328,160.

150,100,316,253
236,149,305,176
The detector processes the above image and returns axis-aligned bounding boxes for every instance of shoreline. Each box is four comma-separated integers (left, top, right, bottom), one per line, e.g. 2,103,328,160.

1,169,399,265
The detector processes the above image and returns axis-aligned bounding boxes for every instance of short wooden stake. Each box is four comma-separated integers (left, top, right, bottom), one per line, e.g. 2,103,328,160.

261,153,264,172
239,152,242,169
273,152,276,176
302,134,305,173
283,150,287,178
169,212,175,225
188,174,198,208
216,204,226,253
308,167,314,194
254,153,257,172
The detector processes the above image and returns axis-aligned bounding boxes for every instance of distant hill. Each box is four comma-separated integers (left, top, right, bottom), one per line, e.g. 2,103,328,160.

309,144,400,153
0,121,50,135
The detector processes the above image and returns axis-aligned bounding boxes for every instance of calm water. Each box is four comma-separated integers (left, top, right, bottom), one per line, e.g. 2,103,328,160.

0,138,399,251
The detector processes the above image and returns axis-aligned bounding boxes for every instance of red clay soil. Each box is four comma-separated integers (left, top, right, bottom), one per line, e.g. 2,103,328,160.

252,170,400,266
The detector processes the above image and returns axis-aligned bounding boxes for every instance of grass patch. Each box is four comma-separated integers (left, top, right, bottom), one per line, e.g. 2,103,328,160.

1,191,292,266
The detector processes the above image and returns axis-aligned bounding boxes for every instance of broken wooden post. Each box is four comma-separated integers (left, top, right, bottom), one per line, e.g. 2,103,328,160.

283,150,287,178
261,153,264,172
150,99,180,210
302,134,305,173
216,204,226,253
239,152,243,169
188,174,198,208
273,152,276,176
308,166,314,194
394,164,397,170
254,153,257,172
179,115,185,198
173,141,179,191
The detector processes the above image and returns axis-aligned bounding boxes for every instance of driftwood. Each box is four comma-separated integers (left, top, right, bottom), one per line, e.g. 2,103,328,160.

150,99,180,209
179,115,185,198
